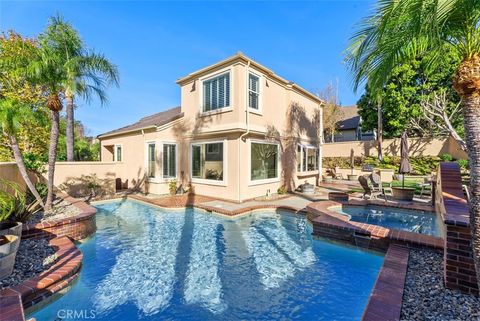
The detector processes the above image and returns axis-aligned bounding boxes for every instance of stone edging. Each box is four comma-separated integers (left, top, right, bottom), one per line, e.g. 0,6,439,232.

307,200,443,251
22,192,96,240
0,236,82,321
362,244,409,321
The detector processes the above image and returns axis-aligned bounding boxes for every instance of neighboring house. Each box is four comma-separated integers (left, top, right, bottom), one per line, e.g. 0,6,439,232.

98,53,323,202
324,105,375,142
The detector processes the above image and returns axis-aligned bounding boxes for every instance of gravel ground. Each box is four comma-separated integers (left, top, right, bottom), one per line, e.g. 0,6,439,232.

401,249,480,321
0,238,57,289
28,197,81,225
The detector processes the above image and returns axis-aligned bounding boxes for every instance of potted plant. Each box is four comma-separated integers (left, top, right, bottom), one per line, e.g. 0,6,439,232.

169,180,177,196
0,182,24,280
0,181,23,238
347,149,358,181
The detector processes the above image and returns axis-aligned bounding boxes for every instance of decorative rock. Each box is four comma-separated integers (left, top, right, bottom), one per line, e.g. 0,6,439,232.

401,249,480,321
0,238,57,289
27,197,81,225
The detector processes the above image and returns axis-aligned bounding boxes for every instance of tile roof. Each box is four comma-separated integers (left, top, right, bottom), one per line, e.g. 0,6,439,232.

98,106,183,138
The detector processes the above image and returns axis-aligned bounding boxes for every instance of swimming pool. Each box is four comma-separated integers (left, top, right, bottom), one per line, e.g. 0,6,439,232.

31,200,383,321
332,205,441,236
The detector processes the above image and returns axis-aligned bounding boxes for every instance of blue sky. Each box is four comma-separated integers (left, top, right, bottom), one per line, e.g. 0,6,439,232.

0,1,373,136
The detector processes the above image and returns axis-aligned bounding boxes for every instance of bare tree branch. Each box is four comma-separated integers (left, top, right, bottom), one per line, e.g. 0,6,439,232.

417,91,466,151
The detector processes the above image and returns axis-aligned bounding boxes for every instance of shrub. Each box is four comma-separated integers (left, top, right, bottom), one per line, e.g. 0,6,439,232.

323,155,442,175
277,185,287,195
169,180,177,195
0,180,25,222
440,153,453,161
457,159,469,170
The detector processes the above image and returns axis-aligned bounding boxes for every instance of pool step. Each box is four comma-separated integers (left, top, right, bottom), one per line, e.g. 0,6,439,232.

353,232,371,248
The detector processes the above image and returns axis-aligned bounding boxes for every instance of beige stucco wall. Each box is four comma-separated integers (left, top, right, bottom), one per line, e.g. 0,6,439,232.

322,136,467,159
0,162,43,193
47,162,116,197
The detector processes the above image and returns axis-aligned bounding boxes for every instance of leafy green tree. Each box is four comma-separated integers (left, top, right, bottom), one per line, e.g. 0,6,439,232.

44,16,118,161
0,32,45,207
347,0,480,289
357,49,462,138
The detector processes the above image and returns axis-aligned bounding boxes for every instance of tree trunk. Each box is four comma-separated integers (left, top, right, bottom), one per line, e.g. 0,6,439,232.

45,110,60,210
8,135,44,208
462,94,480,291
377,100,383,161
66,94,74,161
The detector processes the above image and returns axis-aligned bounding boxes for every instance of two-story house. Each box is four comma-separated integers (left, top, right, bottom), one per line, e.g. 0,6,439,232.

98,53,323,202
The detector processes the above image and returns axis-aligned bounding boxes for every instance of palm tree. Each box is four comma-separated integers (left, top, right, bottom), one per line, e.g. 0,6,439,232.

346,0,480,289
45,16,119,161
29,28,66,210
0,98,45,207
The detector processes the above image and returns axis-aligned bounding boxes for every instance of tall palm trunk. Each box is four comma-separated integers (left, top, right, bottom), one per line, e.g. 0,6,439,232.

8,135,44,208
454,56,480,290
462,94,480,290
377,100,383,161
45,109,60,210
66,93,75,161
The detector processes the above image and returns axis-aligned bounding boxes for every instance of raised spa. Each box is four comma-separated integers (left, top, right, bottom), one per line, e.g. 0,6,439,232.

331,205,441,237
31,200,383,320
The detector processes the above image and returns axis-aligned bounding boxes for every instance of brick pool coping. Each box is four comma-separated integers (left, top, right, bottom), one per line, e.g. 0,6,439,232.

307,200,443,251
0,236,82,321
362,244,410,321
22,192,97,241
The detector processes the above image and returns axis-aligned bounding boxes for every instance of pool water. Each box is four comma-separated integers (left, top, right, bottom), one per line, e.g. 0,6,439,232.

332,205,441,236
31,200,383,321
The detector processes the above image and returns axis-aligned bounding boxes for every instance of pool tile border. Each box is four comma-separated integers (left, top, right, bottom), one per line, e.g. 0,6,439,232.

0,237,82,320
306,200,443,251
362,244,409,321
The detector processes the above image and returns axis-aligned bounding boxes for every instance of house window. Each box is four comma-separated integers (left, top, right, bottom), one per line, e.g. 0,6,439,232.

192,142,224,181
115,145,122,162
147,143,156,178
251,142,278,181
163,144,176,178
297,145,319,172
203,73,230,112
248,73,260,109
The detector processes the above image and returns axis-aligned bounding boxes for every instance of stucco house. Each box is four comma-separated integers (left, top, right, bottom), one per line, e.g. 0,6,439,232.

98,53,323,202
324,105,375,142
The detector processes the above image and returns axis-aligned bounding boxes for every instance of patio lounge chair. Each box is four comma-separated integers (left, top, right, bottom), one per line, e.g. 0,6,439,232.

359,175,386,201
417,177,431,198
331,167,344,180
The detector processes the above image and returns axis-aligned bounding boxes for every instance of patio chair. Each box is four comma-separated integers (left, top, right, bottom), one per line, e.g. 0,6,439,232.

370,172,392,195
359,176,386,201
332,167,344,180
417,177,431,198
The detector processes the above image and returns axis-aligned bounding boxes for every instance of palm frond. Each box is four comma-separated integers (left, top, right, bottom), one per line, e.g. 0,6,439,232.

346,0,477,94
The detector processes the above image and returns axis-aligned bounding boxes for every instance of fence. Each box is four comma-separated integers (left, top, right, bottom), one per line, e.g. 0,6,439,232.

0,161,117,197
322,136,467,159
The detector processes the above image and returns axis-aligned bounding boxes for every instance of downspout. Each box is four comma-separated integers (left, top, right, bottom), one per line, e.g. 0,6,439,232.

319,103,324,182
238,60,251,202
142,129,146,193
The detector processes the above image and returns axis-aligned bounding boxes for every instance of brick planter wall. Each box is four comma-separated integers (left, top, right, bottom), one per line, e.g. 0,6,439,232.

22,192,96,241
436,162,478,295
0,237,82,320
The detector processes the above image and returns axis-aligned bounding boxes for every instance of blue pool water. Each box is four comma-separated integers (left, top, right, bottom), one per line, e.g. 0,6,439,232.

31,200,384,321
332,205,441,236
